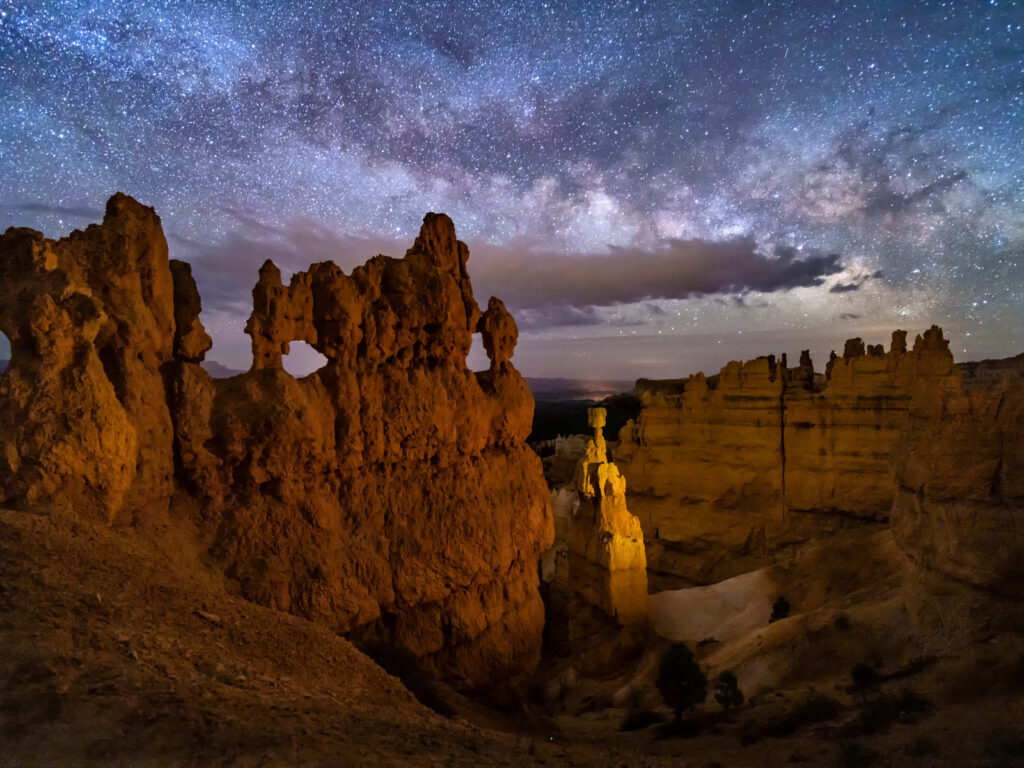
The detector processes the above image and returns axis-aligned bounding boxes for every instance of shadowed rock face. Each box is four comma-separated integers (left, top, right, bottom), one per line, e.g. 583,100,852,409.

892,352,1024,642
0,195,553,698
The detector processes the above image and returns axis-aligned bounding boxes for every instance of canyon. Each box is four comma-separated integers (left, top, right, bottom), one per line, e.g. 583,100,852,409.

0,193,552,700
614,327,999,589
1,195,1022,766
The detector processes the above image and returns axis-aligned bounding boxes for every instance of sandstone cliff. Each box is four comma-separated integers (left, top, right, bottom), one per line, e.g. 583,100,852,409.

616,328,959,586
0,194,553,697
892,351,1024,644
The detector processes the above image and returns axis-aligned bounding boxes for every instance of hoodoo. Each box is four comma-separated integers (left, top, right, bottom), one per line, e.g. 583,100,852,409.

0,194,554,697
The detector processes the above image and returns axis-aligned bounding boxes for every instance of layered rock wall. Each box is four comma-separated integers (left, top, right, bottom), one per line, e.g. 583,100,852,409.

617,328,957,585
0,195,553,697
892,352,1024,641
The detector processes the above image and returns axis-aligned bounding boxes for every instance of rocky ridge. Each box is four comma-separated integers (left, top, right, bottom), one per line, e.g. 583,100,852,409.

0,193,553,697
615,327,960,586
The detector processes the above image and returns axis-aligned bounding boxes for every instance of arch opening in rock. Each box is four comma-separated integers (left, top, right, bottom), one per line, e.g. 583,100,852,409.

282,340,328,377
466,331,488,372
0,331,9,375
197,309,251,378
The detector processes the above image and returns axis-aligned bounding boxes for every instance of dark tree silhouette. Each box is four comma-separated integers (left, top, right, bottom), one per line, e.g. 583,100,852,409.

656,643,707,720
714,671,744,710
769,596,791,623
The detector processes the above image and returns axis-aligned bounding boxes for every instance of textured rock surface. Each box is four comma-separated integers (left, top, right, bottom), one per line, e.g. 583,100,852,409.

892,352,1024,641
616,328,959,586
0,196,552,697
569,407,648,627
0,194,175,520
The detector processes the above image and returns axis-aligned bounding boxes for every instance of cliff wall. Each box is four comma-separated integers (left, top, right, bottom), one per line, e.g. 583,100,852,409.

0,194,553,697
892,352,1024,643
616,328,957,585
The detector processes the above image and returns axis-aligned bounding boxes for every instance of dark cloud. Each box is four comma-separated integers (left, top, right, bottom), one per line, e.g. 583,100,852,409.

15,202,102,219
178,217,844,332
828,269,884,294
470,237,844,315
178,219,398,314
515,305,603,331
830,282,860,293
863,169,968,217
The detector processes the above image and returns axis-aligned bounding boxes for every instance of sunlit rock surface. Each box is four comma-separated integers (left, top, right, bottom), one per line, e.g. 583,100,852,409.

0,195,553,697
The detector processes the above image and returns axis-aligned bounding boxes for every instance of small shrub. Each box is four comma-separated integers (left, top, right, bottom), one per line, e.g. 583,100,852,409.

656,643,708,720
619,709,666,732
714,671,744,711
996,733,1024,758
770,596,791,623
788,692,839,724
360,641,455,717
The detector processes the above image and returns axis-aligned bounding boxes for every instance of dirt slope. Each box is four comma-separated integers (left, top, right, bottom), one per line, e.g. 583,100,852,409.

0,507,541,767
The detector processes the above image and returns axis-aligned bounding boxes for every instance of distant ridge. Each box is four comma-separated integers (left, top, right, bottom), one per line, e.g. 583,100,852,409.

526,377,634,402
3,358,634,402
202,360,245,378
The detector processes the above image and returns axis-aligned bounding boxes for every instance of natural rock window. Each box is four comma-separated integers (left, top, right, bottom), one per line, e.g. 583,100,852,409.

282,340,328,377
466,331,488,372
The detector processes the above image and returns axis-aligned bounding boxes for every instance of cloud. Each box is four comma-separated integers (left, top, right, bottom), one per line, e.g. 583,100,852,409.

15,202,102,219
175,218,398,314
176,213,845,333
470,237,844,315
828,269,884,294
515,305,604,331
830,282,860,294
862,170,968,217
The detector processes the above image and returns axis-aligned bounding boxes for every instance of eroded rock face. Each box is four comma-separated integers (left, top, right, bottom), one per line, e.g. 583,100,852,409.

0,194,175,520
569,407,648,627
0,196,553,698
616,329,958,585
892,353,1024,641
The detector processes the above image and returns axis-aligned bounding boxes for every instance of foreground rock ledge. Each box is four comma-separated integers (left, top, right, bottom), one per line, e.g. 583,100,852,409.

0,193,554,698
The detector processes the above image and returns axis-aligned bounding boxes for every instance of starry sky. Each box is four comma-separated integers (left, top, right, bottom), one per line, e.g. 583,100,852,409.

1,0,1022,379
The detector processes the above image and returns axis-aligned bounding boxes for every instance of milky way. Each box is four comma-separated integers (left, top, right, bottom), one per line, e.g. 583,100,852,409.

1,1,1021,377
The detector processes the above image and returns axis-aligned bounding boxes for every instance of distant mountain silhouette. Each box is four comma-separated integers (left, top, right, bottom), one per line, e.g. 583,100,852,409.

202,360,245,378
526,377,634,402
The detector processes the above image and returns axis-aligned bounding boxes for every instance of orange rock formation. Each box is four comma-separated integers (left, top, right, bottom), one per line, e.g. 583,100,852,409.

892,351,1024,643
616,328,963,585
569,407,648,626
0,194,553,697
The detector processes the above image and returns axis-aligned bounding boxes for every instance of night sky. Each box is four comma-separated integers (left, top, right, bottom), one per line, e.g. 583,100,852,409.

1,1,1021,379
